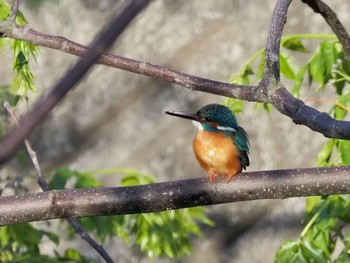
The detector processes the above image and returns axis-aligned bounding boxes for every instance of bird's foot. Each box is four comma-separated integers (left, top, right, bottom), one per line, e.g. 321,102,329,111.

226,171,237,182
209,170,215,183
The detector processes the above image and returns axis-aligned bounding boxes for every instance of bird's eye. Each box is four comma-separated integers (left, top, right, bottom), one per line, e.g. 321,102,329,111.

205,117,211,122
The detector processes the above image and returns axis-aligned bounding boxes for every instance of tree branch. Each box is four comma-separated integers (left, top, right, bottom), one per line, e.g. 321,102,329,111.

1,166,350,226
263,0,292,84
271,87,350,138
260,0,350,138
0,24,259,100
9,0,19,22
0,0,150,166
302,0,350,60
0,0,349,168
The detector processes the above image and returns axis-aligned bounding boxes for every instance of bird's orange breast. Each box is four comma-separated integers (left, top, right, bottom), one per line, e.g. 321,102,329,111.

193,130,242,176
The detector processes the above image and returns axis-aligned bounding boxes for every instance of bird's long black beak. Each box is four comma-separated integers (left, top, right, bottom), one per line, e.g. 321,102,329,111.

165,110,200,122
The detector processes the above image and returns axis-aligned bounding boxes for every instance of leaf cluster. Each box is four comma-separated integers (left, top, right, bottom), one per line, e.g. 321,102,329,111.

49,167,214,260
263,36,350,263
0,223,92,262
276,195,350,263
225,33,350,262
0,0,38,104
225,35,350,114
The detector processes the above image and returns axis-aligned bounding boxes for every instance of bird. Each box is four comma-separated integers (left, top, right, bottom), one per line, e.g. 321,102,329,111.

165,104,250,182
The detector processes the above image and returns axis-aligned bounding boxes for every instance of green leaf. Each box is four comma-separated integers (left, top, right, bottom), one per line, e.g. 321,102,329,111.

282,38,308,53
275,240,308,263
120,172,156,186
75,172,101,188
334,253,350,263
331,47,350,94
344,228,350,251
224,98,244,114
229,65,253,85
39,230,60,246
10,224,41,245
306,196,322,214
316,139,334,166
291,65,307,98
320,41,338,83
338,140,350,165
276,239,328,263
0,0,10,21
305,220,336,257
280,53,296,79
49,167,76,189
7,40,38,101
334,90,350,120
308,47,326,87
63,249,84,261
257,54,265,79
0,226,9,247
299,240,328,263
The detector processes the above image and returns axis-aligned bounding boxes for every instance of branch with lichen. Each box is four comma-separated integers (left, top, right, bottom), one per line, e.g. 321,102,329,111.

0,0,349,168
1,166,350,225
0,0,349,231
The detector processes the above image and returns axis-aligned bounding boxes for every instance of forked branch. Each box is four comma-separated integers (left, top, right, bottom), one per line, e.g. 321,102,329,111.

1,166,349,225
302,0,350,59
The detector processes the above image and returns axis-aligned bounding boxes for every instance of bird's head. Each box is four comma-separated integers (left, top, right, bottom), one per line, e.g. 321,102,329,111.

166,104,238,133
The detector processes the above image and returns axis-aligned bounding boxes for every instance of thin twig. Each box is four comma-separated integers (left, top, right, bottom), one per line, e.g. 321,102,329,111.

302,0,350,60
0,0,150,167
9,0,19,21
305,98,350,112
0,166,350,225
0,24,258,100
3,101,114,263
260,0,350,139
0,0,350,140
262,0,292,85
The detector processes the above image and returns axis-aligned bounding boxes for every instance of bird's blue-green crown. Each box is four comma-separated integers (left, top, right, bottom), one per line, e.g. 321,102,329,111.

196,104,238,132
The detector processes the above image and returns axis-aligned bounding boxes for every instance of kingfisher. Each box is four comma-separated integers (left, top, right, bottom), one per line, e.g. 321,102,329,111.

165,104,250,182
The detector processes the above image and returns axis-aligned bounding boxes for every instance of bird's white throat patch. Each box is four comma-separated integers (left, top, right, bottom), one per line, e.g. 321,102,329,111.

192,121,203,130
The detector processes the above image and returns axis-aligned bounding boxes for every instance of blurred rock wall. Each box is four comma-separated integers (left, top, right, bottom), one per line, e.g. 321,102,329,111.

2,0,349,262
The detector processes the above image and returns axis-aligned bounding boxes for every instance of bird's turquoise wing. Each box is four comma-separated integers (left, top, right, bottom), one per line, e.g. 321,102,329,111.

233,127,250,169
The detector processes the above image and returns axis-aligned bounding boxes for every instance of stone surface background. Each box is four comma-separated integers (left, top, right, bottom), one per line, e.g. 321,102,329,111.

1,0,349,262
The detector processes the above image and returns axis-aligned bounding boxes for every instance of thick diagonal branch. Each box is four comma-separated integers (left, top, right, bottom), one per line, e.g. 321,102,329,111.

0,0,150,166
261,0,350,138
302,0,350,59
263,0,292,84
0,0,349,170
4,101,114,263
0,24,258,100
9,0,19,21
2,10,350,140
1,166,349,226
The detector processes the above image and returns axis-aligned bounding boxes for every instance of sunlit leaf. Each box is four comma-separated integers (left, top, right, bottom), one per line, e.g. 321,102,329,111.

275,240,308,263
316,139,334,167
299,240,328,263
334,90,350,120
280,53,296,79
338,140,350,165
305,196,322,214
282,38,308,53
308,47,326,87
229,65,253,85
224,98,244,114
49,167,76,189
291,65,307,98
